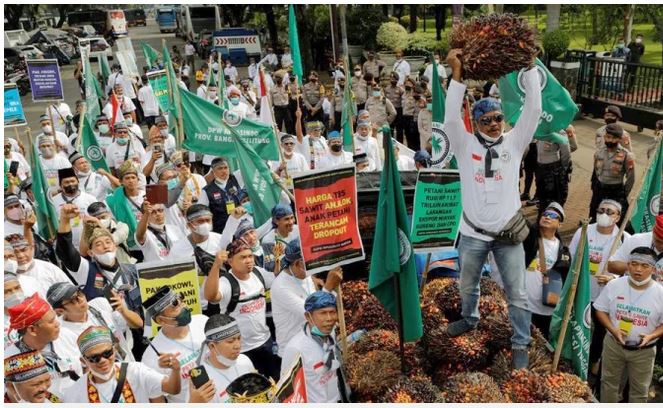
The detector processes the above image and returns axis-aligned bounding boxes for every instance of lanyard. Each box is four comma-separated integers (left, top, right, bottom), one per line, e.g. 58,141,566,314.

148,226,171,252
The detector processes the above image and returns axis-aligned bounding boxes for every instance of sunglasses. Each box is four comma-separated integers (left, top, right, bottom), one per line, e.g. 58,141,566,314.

62,291,85,306
597,208,618,216
479,114,505,126
85,348,114,363
283,142,295,146
176,162,189,168
542,211,560,220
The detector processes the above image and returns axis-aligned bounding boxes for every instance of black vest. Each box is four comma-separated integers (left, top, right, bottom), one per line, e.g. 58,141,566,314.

203,175,241,233
82,261,142,313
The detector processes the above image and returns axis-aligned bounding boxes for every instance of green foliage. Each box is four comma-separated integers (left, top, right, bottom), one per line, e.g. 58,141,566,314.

346,5,389,50
407,32,450,55
388,16,399,24
399,15,411,29
542,29,571,60
376,22,409,51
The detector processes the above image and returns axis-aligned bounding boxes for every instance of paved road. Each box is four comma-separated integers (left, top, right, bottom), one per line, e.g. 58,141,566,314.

13,19,657,241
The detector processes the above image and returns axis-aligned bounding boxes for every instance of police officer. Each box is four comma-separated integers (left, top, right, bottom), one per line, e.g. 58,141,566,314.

271,71,293,134
302,71,325,123
534,137,572,216
200,157,242,234
352,69,371,112
589,123,635,223
362,51,385,79
329,75,346,132
385,72,405,142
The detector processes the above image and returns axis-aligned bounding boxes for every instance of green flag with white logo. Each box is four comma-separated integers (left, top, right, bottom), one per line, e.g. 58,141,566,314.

368,127,423,342
146,70,171,115
430,55,455,168
29,142,59,240
80,114,110,172
141,41,160,68
498,58,578,144
288,5,304,87
631,140,662,233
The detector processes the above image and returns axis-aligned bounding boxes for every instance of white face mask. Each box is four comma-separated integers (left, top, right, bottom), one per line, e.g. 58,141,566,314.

17,259,34,272
89,365,115,381
94,251,117,266
40,147,54,158
628,275,652,287
5,290,25,309
213,349,238,367
41,125,53,134
149,222,165,231
193,222,212,237
98,124,110,134
10,383,28,404
596,213,615,228
124,117,133,125
76,169,92,178
5,259,19,274
99,218,112,229
160,128,169,137
7,207,22,221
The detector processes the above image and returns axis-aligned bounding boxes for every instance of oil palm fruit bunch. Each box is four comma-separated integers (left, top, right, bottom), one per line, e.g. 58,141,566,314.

543,372,593,402
379,375,445,403
346,349,402,402
425,323,491,370
347,295,397,332
500,369,548,403
443,372,506,403
450,13,538,80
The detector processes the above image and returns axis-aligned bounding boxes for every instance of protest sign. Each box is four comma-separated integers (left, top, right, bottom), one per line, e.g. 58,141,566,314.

293,166,364,275
146,69,171,113
137,257,201,337
116,50,140,78
26,59,64,102
115,37,137,67
410,169,462,253
271,355,307,403
4,84,26,127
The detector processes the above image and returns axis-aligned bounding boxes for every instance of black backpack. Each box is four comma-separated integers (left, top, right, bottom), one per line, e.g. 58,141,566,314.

222,267,266,314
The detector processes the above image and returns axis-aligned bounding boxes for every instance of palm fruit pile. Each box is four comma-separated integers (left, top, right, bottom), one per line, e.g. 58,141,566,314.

449,13,538,80
342,277,593,403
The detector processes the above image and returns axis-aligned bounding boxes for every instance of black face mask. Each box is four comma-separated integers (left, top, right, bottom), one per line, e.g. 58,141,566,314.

405,86,412,91
605,117,617,124
604,141,618,149
63,185,79,195
330,144,343,152
390,80,397,85
276,78,283,84
167,307,192,327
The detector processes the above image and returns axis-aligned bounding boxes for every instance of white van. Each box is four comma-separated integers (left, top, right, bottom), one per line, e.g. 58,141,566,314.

106,9,128,38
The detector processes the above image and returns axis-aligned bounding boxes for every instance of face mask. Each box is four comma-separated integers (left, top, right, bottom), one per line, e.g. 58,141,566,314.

124,117,133,125
172,307,192,326
596,213,615,228
635,38,642,44
94,251,117,266
10,384,28,404
605,117,617,124
276,78,283,84
166,178,179,190
89,365,115,381
215,177,227,185
40,147,54,158
604,141,618,149
63,185,79,195
98,124,110,134
17,260,34,272
194,222,212,236
405,86,412,91
4,291,24,309
310,78,317,83
311,325,327,337
330,144,343,153
208,91,217,99
356,134,368,142
229,97,240,106
7,207,22,221
628,275,652,287
5,259,18,274
159,128,169,137
213,347,238,367
241,202,253,215
354,71,361,77
42,125,53,134
76,170,91,178
390,80,397,85
618,43,625,48
372,90,381,97
427,103,433,111
149,222,165,231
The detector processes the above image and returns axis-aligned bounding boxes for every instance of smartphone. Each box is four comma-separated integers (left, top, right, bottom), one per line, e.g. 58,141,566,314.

8,161,19,177
154,143,163,153
103,284,116,305
182,151,189,164
190,365,210,389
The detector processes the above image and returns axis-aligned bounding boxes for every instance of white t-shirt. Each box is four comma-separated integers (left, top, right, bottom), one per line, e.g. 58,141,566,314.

79,172,113,201
137,224,185,262
318,152,353,171
354,135,382,171
443,69,541,241
269,152,309,188
40,155,72,195
19,259,71,290
423,62,448,90
138,85,160,117
296,135,329,170
396,154,416,171
6,151,31,181
103,98,137,124
570,224,630,301
4,220,24,237
105,140,146,170
63,362,165,403
610,232,663,280
46,103,73,133
217,267,275,352
141,314,208,403
50,191,98,250
392,59,411,86
525,237,560,316
261,227,299,247
203,354,255,402
594,276,663,345
271,272,317,356
224,66,239,83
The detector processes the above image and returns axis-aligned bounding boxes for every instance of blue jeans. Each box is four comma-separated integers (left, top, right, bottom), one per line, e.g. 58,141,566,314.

457,233,531,349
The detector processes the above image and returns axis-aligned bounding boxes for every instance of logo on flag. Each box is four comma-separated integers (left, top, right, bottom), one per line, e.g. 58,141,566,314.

397,228,412,265
430,123,452,168
517,65,548,93
650,194,660,217
223,110,242,127
87,145,103,161
583,303,591,329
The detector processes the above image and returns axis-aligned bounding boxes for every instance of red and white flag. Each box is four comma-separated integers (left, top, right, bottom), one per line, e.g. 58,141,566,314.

109,91,120,129
258,69,273,126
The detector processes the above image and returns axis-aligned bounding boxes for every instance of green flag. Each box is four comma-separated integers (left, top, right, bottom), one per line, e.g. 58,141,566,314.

146,70,171,114
368,127,423,342
340,60,356,151
229,128,281,228
162,45,181,119
4,159,9,191
141,41,160,68
29,142,59,240
180,88,280,161
430,54,454,168
106,186,138,248
80,114,110,172
99,54,111,86
83,54,103,119
549,226,591,381
631,140,662,233
288,5,304,86
498,58,578,143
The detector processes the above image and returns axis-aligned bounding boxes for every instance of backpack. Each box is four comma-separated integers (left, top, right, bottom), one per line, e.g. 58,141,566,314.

222,267,266,314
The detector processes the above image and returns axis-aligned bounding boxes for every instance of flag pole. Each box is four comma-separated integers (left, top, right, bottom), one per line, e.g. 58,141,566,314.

597,139,661,277
393,274,406,374
343,57,355,154
25,127,54,239
551,219,588,373
76,104,87,151
419,253,432,293
336,283,349,358
260,65,288,172
204,55,212,100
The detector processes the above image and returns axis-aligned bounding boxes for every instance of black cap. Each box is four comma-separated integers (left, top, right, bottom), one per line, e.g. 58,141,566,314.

605,105,622,119
58,167,77,183
605,123,624,138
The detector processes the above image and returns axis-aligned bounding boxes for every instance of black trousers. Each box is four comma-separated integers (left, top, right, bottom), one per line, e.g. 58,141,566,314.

531,313,552,341
522,143,538,198
333,111,342,131
305,107,324,123
403,115,420,151
391,107,404,143
535,160,569,217
244,337,281,382
589,182,628,224
274,105,293,134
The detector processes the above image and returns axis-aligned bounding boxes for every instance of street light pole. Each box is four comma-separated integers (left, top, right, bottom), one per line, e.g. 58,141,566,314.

339,4,349,58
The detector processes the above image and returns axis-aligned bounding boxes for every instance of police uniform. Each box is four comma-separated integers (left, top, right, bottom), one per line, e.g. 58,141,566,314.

385,84,404,142
589,145,635,222
203,176,242,234
271,83,293,134
302,81,325,122
352,79,369,111
330,86,344,131
362,59,384,79
401,90,419,151
535,140,572,216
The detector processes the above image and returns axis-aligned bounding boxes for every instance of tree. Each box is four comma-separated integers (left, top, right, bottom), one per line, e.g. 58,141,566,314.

262,5,278,49
55,5,76,28
434,5,447,40
5,5,25,30
546,4,561,32
623,4,636,45
409,5,418,33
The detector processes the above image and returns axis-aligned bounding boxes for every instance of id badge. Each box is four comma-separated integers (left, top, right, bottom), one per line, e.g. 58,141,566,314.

48,177,56,186
589,260,599,275
619,316,633,337
72,215,81,227
55,359,70,373
226,202,235,214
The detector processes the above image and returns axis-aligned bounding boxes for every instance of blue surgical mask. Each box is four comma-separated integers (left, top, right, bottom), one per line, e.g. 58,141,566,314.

242,201,253,215
372,90,381,97
166,178,179,190
311,325,326,337
116,137,128,146
230,97,240,105
427,103,433,111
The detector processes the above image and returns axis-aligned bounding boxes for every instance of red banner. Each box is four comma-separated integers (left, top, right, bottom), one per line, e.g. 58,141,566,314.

293,166,365,275
271,356,307,403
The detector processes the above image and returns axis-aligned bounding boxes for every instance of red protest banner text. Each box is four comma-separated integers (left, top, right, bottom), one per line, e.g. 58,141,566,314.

293,166,365,275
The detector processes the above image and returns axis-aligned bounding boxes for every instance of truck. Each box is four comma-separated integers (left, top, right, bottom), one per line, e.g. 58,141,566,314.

156,7,178,33
124,9,147,27
106,9,129,38
65,9,107,36
212,28,262,66
4,30,31,47
179,5,221,42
